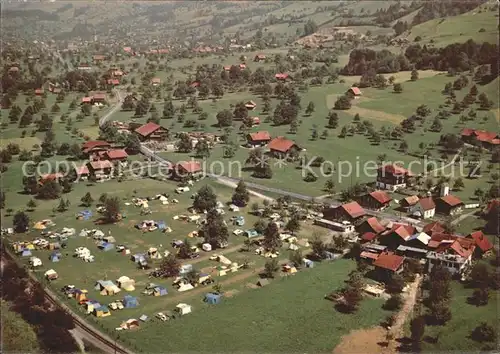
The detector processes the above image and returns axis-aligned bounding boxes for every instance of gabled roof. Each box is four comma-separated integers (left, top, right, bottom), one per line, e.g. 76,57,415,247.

151,77,161,84
373,252,404,271
384,223,415,240
338,201,366,219
364,217,386,234
348,87,362,95
248,131,271,141
406,232,431,245
461,128,498,143
468,231,493,253
418,197,436,211
268,137,297,153
401,195,419,206
81,96,92,103
360,251,379,260
82,140,111,150
423,221,445,235
75,165,89,175
369,190,392,204
39,173,64,184
275,73,289,80
176,161,202,173
93,93,106,100
378,164,411,176
361,232,378,242
439,195,463,207
135,122,162,137
106,149,128,159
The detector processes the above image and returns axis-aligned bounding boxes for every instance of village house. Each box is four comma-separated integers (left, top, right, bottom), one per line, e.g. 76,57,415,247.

275,73,289,81
251,117,260,126
246,131,271,147
358,190,392,211
422,221,445,236
357,217,386,235
81,97,93,105
75,165,90,181
172,161,203,180
373,252,405,279
267,137,299,158
77,63,92,71
435,195,464,215
81,140,111,155
109,69,124,77
92,93,107,104
35,88,44,96
346,87,362,97
376,164,411,191
244,100,257,110
461,128,500,149
466,231,493,257
404,231,431,249
151,78,161,86
8,66,19,73
379,223,416,250
427,238,475,277
323,201,366,222
101,149,129,163
107,78,120,86
93,55,106,63
190,81,200,88
399,195,419,211
239,63,247,69
409,197,436,219
87,160,113,180
254,54,266,62
134,122,169,141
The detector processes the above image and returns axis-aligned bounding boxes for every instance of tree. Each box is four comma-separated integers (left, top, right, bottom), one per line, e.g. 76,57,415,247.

254,219,267,234
216,109,233,127
263,222,282,252
194,140,210,159
471,322,496,343
13,211,30,233
232,180,250,207
410,69,419,81
426,265,452,325
399,140,409,152
264,258,280,278
386,274,405,294
393,83,403,93
233,102,248,121
26,199,37,211
311,234,326,259
305,101,315,115
286,214,301,235
0,190,4,209
159,254,180,278
303,19,318,36
470,287,489,306
193,185,217,212
289,249,303,268
416,104,431,117
334,95,351,110
327,111,339,128
202,209,229,248
175,132,193,153
384,294,403,311
452,177,465,190
478,92,493,110
80,192,94,207
56,198,70,212
37,180,61,200
103,196,121,223
324,179,335,195
430,118,443,132
469,263,490,289
410,316,426,351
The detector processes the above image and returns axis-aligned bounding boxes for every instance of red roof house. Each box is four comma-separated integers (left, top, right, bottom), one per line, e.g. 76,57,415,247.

373,252,405,274
92,93,107,103
254,54,266,62
35,88,44,96
134,122,169,141
75,165,90,178
347,87,362,96
93,55,106,62
467,231,493,254
107,79,120,86
81,141,111,154
359,190,392,211
423,221,445,235
104,149,128,161
436,195,464,215
38,173,64,185
376,164,412,191
380,223,416,249
81,96,93,104
357,217,386,235
267,137,299,157
247,131,271,146
275,73,289,81
324,201,366,222
87,160,113,180
151,78,161,86
361,232,378,243
461,128,500,148
173,161,203,180
244,100,257,110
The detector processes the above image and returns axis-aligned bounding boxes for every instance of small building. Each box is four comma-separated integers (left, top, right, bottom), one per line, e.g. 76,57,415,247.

379,223,416,250
267,137,299,158
436,195,464,215
103,149,128,162
81,140,111,155
134,122,169,141
44,269,58,280
81,96,93,105
461,128,500,149
257,278,270,287
254,54,266,62
323,201,366,222
302,258,314,268
357,217,386,235
123,295,139,308
314,219,355,233
347,87,362,97
38,173,64,186
359,190,392,211
244,100,257,110
409,197,436,219
373,252,405,278
275,73,289,81
395,245,428,259
361,231,378,243
360,250,380,263
151,77,161,86
233,216,245,226
87,160,113,180
247,131,271,146
427,239,474,276
50,252,61,262
93,55,106,62
400,195,419,211
92,93,107,104
204,293,222,305
422,221,445,236
75,165,90,180
467,231,493,256
172,161,203,180
376,164,411,191
244,229,259,238
35,88,44,96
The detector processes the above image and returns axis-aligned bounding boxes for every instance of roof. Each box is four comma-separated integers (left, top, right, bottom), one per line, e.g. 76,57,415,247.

369,190,392,204
106,149,128,159
93,93,106,100
176,161,202,173
449,240,474,258
245,100,257,107
75,165,89,175
107,79,120,85
439,195,463,207
248,131,271,141
468,231,493,252
378,164,411,176
423,221,445,235
418,197,436,211
82,140,110,150
402,195,419,206
39,173,64,183
135,122,162,137
81,97,92,103
384,223,415,240
275,73,289,79
255,54,266,59
360,251,379,260
373,252,405,271
365,217,385,234
361,232,378,242
348,87,362,95
89,160,113,170
407,232,431,245
461,128,498,143
151,77,161,83
339,201,366,219
268,137,296,153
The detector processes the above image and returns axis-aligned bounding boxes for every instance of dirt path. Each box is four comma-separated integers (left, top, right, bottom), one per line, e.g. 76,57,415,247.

333,275,422,354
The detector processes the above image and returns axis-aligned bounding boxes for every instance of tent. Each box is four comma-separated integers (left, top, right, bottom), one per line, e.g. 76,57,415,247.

99,242,114,251
77,210,93,220
178,283,194,292
117,276,136,291
123,295,139,308
229,204,239,212
179,264,193,275
103,236,116,243
202,243,212,252
21,249,32,257
60,227,76,236
48,242,61,250
44,269,58,280
50,252,60,262
120,319,139,330
79,229,89,237
153,286,167,296
85,300,101,314
175,303,191,315
74,289,88,302
302,258,314,268
257,279,270,287
245,229,259,238
139,314,148,322
156,221,166,230
204,293,222,305
233,216,245,226
29,257,42,267
94,305,111,317
131,253,146,263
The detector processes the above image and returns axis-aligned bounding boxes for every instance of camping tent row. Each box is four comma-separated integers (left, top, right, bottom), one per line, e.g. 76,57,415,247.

116,276,136,291
135,220,167,232
79,229,111,240
42,227,76,241
95,280,122,295
143,283,168,296
74,247,95,262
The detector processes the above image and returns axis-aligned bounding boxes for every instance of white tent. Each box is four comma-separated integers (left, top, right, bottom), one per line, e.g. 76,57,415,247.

178,283,194,292
176,303,192,315
29,257,42,267
79,229,89,237
61,227,76,236
202,243,212,252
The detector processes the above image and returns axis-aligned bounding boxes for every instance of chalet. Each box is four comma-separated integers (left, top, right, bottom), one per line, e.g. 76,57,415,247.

409,197,436,219
254,54,266,62
172,161,203,180
93,55,106,62
346,87,362,97
357,217,386,235
151,78,161,86
103,149,128,162
399,195,419,211
267,137,299,158
134,122,169,141
436,195,464,215
223,66,231,71
275,73,289,81
251,117,260,126
107,79,120,86
359,190,391,211
38,173,64,186
246,131,271,146
87,160,113,180
35,88,44,96
379,223,416,250
81,141,111,155
376,164,411,191
427,239,475,276
467,231,493,256
323,201,366,222
360,232,378,243
461,128,500,149
244,100,257,110
373,252,405,279
422,221,445,236
123,47,132,53
92,93,107,104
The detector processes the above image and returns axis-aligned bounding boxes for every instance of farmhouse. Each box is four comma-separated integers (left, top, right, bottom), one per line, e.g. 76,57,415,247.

399,195,419,211
376,164,411,191
379,223,416,250
92,93,107,104
134,122,169,141
357,217,386,235
109,69,124,77
427,239,475,276
358,190,391,211
107,78,120,86
373,252,404,279
409,197,436,219
267,137,299,158
323,201,366,222
172,161,203,180
77,63,92,71
38,173,64,186
461,128,500,149
422,221,445,235
405,231,431,249
346,87,362,97
254,54,266,62
466,231,493,256
35,88,44,96
81,97,93,105
245,100,257,110
436,195,464,215
75,165,90,180
102,149,128,162
87,160,113,180
81,141,111,155
247,131,271,146
8,66,19,73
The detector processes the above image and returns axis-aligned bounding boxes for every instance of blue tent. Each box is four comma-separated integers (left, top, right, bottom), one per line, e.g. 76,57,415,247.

234,216,245,226
50,253,60,262
245,229,259,238
77,210,93,220
153,286,167,296
131,253,146,263
156,221,166,230
205,293,222,305
123,295,139,308
303,258,314,268
21,249,32,257
100,242,114,251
